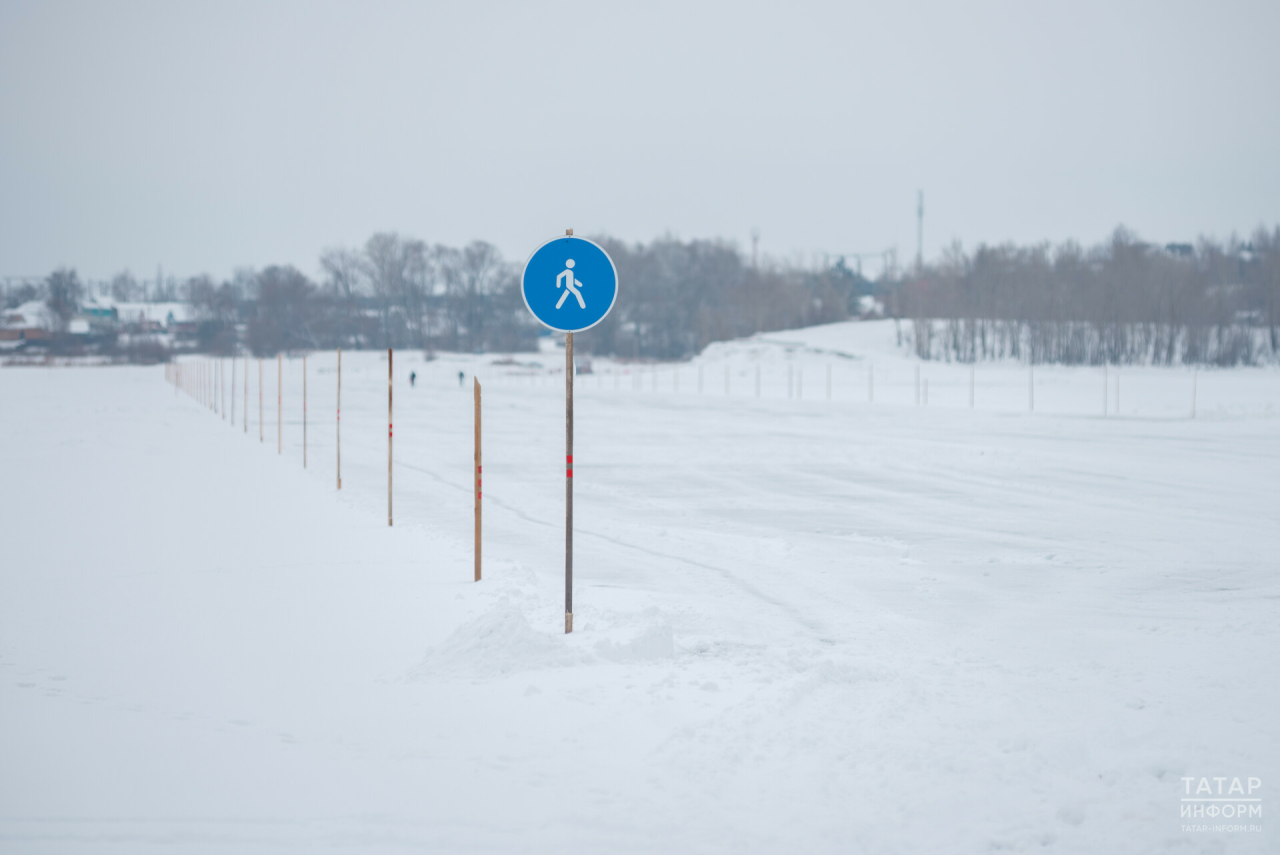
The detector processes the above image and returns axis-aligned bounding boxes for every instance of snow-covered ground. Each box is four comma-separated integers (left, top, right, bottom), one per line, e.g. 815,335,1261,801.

2,320,1277,853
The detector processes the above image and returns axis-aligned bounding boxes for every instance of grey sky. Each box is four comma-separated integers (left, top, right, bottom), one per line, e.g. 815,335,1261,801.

1,0,1277,282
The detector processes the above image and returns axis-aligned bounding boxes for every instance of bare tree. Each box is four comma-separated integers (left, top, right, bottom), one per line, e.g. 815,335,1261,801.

320,248,366,347
439,241,510,352
45,268,84,331
109,270,140,302
248,266,317,355
363,232,431,348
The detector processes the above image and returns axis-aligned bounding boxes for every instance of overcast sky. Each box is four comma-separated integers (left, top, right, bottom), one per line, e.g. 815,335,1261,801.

1,0,1277,282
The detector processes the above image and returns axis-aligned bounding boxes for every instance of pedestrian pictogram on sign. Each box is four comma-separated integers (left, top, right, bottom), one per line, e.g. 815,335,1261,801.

522,235,617,333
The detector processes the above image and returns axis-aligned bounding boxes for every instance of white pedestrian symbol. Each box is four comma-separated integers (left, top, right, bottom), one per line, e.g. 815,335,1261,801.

556,259,586,310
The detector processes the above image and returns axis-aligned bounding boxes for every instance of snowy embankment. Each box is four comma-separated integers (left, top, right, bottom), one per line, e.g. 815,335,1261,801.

2,319,1277,854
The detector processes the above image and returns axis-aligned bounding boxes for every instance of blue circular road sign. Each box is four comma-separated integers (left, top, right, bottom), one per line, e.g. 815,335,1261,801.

521,235,618,333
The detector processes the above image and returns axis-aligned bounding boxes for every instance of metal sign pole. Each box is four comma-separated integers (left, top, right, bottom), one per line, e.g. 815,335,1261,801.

336,348,342,489
519,226,616,635
388,348,393,526
303,355,307,468
566,328,574,633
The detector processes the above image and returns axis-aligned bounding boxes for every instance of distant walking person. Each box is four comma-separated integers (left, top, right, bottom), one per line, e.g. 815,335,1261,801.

409,371,416,388
458,370,465,387
556,259,586,310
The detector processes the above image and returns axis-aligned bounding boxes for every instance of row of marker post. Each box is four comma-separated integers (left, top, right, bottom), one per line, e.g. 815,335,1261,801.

164,344,1205,634
169,349,487,581
580,359,1201,416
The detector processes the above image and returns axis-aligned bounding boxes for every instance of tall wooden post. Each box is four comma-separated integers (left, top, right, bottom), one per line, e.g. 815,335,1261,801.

303,356,307,468
474,377,482,582
277,354,282,454
565,331,574,633
388,349,393,526
336,348,342,490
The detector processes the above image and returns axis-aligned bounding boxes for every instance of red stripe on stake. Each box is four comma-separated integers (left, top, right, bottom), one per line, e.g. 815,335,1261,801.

567,454,573,478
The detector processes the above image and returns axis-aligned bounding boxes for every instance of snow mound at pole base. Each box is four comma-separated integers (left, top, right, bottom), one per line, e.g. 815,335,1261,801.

408,605,591,680
594,620,674,663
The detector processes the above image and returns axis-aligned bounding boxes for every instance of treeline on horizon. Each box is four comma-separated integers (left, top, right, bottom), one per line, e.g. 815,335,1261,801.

4,225,1277,366
896,226,1280,366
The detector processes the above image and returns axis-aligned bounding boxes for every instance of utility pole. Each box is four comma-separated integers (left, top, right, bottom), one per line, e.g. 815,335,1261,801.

916,190,924,272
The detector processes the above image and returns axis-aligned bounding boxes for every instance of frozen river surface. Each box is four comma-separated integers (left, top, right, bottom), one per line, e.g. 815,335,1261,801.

2,321,1277,853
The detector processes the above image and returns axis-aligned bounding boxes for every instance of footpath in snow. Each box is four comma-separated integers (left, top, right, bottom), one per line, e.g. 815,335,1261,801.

2,320,1277,853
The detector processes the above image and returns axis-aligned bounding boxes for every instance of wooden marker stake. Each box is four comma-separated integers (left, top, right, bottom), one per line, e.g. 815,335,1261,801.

474,377,482,582
336,348,342,489
388,348,393,526
565,330,574,633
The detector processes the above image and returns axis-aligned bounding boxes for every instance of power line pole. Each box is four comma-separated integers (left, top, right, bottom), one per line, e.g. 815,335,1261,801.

916,190,924,272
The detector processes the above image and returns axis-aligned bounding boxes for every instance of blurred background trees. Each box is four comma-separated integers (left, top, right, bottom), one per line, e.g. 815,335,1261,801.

4,225,1277,365
893,225,1280,365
